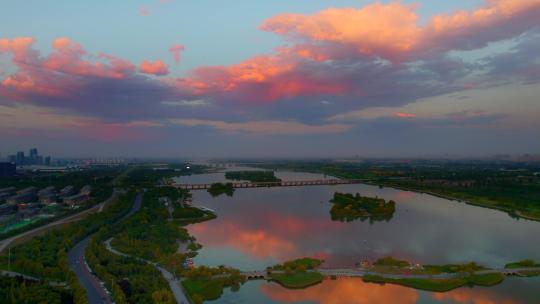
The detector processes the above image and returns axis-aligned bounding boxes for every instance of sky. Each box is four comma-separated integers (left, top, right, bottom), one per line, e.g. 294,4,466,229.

1,0,539,158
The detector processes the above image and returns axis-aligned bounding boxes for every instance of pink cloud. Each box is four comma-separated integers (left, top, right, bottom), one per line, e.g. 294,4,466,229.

165,0,540,104
261,2,420,59
168,44,185,64
140,59,169,76
173,51,349,102
0,37,143,103
44,38,136,79
170,119,352,134
139,6,151,16
260,0,540,61
0,37,37,62
395,112,417,118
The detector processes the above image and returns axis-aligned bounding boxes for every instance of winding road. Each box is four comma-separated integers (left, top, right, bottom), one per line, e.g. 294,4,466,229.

67,193,142,304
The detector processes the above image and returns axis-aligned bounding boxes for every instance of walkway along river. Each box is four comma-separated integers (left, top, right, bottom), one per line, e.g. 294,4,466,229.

104,237,190,304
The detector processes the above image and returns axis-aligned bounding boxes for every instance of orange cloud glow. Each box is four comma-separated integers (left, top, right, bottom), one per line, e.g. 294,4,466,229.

177,52,348,102
431,288,519,304
44,38,136,79
140,59,169,76
170,119,352,134
395,112,417,118
261,0,540,60
0,37,36,61
261,2,420,58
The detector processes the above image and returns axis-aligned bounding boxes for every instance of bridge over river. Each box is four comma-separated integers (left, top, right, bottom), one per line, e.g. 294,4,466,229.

174,179,371,190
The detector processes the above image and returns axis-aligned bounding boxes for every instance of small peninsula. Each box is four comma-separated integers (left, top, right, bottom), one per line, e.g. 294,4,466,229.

267,258,324,288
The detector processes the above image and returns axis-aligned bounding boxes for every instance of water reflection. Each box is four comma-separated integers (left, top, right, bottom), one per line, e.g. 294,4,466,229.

211,277,539,304
181,170,540,303
188,182,540,270
261,278,420,304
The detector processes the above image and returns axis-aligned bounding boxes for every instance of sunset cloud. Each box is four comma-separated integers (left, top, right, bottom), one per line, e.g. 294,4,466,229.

169,44,185,64
0,36,177,121
170,119,352,135
139,6,151,16
261,0,540,60
1,0,540,151
395,113,417,118
140,59,169,76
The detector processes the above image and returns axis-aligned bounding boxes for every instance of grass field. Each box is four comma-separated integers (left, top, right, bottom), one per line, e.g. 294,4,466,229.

363,272,504,292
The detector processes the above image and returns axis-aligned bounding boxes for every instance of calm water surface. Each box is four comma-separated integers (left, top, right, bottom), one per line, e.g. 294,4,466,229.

177,170,540,303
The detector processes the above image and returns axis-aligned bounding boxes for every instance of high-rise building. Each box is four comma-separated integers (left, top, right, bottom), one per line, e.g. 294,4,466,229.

16,151,25,165
0,162,16,177
29,148,41,165
44,156,51,166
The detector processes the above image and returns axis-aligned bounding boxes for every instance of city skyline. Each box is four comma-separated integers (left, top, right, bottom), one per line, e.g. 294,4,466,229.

1,0,540,157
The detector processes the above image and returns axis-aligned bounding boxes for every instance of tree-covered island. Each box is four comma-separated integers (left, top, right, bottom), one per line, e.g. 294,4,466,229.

330,192,396,222
207,183,235,197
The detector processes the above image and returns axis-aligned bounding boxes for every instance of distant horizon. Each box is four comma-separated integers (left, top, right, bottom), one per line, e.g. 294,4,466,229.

2,148,540,162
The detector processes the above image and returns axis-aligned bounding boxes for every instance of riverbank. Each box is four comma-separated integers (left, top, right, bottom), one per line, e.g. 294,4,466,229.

364,181,540,222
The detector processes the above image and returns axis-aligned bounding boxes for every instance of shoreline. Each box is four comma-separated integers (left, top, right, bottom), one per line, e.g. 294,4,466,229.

369,181,540,222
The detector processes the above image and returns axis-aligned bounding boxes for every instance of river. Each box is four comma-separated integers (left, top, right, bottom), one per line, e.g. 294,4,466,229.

175,169,540,303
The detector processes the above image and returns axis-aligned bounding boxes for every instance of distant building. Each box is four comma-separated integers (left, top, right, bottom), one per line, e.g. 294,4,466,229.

17,204,41,219
17,187,37,195
0,204,17,216
0,187,16,195
16,152,25,165
64,193,90,206
29,148,38,165
0,193,13,203
38,186,56,196
44,156,51,166
6,192,37,205
80,185,92,195
39,193,58,205
0,162,16,177
59,185,76,197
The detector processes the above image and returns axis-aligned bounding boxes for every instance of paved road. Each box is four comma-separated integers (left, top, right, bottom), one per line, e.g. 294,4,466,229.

0,190,120,254
68,193,142,304
104,237,190,304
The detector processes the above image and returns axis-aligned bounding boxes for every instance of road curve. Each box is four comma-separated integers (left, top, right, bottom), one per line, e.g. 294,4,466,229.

68,193,142,304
